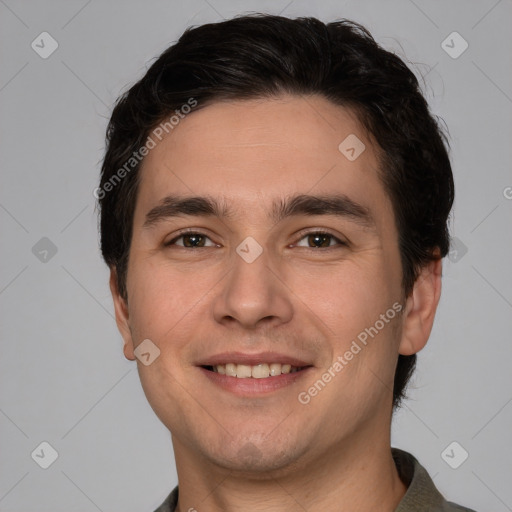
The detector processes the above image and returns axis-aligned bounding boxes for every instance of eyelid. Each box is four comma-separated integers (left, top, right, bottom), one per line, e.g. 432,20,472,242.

165,228,218,247
292,228,348,247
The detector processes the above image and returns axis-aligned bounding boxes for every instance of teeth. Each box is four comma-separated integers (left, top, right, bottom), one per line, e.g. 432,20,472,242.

212,363,303,378
236,364,252,378
269,363,281,376
252,364,270,379
225,363,237,377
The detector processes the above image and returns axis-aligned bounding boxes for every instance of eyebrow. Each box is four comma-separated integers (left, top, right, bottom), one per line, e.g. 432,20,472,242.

143,193,375,230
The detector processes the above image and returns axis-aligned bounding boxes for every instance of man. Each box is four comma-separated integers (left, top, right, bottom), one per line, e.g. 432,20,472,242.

96,14,477,512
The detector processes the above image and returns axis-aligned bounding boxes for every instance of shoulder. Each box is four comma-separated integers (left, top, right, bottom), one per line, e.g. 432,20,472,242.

152,486,179,512
392,448,478,512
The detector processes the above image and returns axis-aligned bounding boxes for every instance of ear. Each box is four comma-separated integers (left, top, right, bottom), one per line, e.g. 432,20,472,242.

109,268,136,361
399,257,443,356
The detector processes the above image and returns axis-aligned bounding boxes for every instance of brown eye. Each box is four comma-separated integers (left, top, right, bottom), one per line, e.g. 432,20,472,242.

182,234,206,247
166,232,216,248
308,233,332,248
295,231,346,249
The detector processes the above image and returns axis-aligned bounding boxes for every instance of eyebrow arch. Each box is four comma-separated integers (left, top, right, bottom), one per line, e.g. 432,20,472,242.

143,193,375,230
271,194,375,229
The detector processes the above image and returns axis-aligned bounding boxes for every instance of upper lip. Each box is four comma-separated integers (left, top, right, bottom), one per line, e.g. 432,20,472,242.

196,351,312,367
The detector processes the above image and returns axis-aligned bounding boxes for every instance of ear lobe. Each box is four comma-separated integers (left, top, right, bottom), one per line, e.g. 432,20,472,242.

109,268,136,361
399,258,443,356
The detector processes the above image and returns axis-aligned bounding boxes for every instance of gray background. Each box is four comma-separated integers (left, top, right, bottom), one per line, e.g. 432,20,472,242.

1,0,511,511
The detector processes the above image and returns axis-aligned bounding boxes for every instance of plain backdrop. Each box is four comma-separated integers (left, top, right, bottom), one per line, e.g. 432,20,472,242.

1,1,511,511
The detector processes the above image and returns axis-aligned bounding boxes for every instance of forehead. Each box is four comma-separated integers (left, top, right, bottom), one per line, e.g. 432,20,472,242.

134,95,394,230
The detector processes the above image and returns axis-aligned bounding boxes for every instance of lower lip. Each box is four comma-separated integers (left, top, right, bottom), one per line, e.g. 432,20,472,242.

199,367,313,395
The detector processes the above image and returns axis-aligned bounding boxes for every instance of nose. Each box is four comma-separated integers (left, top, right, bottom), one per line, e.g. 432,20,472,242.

212,243,294,330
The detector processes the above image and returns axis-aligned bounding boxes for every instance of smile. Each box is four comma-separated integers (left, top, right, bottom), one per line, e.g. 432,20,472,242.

204,363,305,378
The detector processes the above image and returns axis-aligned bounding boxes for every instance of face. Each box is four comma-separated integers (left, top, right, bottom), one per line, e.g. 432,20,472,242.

111,95,435,475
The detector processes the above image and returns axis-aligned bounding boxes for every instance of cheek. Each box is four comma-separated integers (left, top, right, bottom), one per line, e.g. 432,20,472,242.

291,261,402,382
126,259,196,346
291,259,395,332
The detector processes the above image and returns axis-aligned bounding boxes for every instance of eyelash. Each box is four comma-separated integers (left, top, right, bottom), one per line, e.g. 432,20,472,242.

164,229,347,249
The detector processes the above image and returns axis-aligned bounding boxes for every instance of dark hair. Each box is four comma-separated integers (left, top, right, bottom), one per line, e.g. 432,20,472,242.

97,14,454,409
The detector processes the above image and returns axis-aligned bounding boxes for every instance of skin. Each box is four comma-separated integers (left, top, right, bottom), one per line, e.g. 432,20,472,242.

110,95,442,512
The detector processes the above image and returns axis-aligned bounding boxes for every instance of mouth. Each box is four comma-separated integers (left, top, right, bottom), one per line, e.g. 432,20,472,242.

201,363,308,378
197,352,314,395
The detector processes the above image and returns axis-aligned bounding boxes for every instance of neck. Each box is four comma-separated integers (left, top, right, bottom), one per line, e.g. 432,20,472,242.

172,429,407,512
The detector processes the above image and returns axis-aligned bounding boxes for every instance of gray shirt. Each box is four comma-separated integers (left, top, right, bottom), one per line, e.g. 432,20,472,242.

153,448,477,511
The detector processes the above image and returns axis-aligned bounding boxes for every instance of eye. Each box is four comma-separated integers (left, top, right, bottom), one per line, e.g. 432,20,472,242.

165,232,217,248
294,231,347,249
164,230,346,249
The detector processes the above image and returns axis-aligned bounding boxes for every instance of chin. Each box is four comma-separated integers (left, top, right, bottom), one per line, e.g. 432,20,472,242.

202,435,307,476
